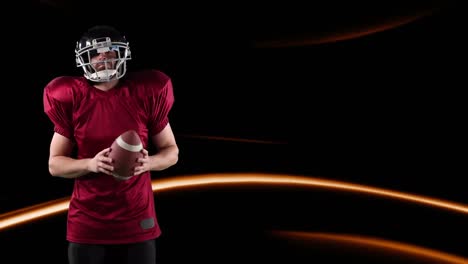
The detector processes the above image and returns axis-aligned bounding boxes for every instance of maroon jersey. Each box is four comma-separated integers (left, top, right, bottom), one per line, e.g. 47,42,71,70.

43,69,174,244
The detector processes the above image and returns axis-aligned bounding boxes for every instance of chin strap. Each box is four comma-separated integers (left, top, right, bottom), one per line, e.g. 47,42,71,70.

88,69,118,82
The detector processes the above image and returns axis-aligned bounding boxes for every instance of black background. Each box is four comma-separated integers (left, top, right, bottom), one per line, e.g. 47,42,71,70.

1,1,466,263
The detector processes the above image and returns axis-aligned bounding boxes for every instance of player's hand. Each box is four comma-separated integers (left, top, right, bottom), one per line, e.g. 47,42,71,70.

87,147,114,175
134,148,150,176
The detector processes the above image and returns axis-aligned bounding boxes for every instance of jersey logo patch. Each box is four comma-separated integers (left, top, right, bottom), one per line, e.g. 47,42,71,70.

140,218,155,230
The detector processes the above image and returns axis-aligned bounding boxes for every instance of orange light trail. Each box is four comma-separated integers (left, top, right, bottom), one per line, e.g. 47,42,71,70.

1,173,467,232
272,231,468,264
0,197,69,231
254,10,434,48
152,173,468,214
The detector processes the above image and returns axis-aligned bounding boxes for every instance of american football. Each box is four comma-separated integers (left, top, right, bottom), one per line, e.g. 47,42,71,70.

108,130,144,180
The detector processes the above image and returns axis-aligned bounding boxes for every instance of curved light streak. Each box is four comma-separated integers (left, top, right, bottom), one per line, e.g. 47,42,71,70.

254,10,434,48
152,174,468,214
1,173,467,232
271,231,468,264
0,197,69,231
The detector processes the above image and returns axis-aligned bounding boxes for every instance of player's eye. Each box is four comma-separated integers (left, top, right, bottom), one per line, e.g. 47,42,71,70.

89,49,99,58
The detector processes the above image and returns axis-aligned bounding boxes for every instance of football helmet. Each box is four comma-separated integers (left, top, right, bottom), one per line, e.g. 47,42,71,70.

75,25,131,82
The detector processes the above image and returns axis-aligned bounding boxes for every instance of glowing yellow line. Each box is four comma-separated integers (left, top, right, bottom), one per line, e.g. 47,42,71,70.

272,231,468,264
1,173,467,232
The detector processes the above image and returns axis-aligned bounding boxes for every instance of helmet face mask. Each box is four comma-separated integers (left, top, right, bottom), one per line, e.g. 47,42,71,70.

75,26,131,82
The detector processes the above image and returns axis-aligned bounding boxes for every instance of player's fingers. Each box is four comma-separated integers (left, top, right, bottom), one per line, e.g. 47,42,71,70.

98,167,113,175
141,149,148,158
137,158,148,163
99,147,112,156
134,166,147,175
99,156,113,163
98,162,114,171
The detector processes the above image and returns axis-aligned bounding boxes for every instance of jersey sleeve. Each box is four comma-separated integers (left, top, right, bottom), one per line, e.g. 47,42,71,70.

148,74,175,136
43,77,74,139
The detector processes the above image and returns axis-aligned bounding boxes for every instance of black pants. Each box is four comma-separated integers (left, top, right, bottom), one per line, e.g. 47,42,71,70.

68,239,156,264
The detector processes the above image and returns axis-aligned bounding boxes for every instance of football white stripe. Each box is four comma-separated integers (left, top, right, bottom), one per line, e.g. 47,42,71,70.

116,136,143,152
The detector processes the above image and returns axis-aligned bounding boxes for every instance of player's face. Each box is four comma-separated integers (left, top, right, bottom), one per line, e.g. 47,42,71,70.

90,51,117,71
